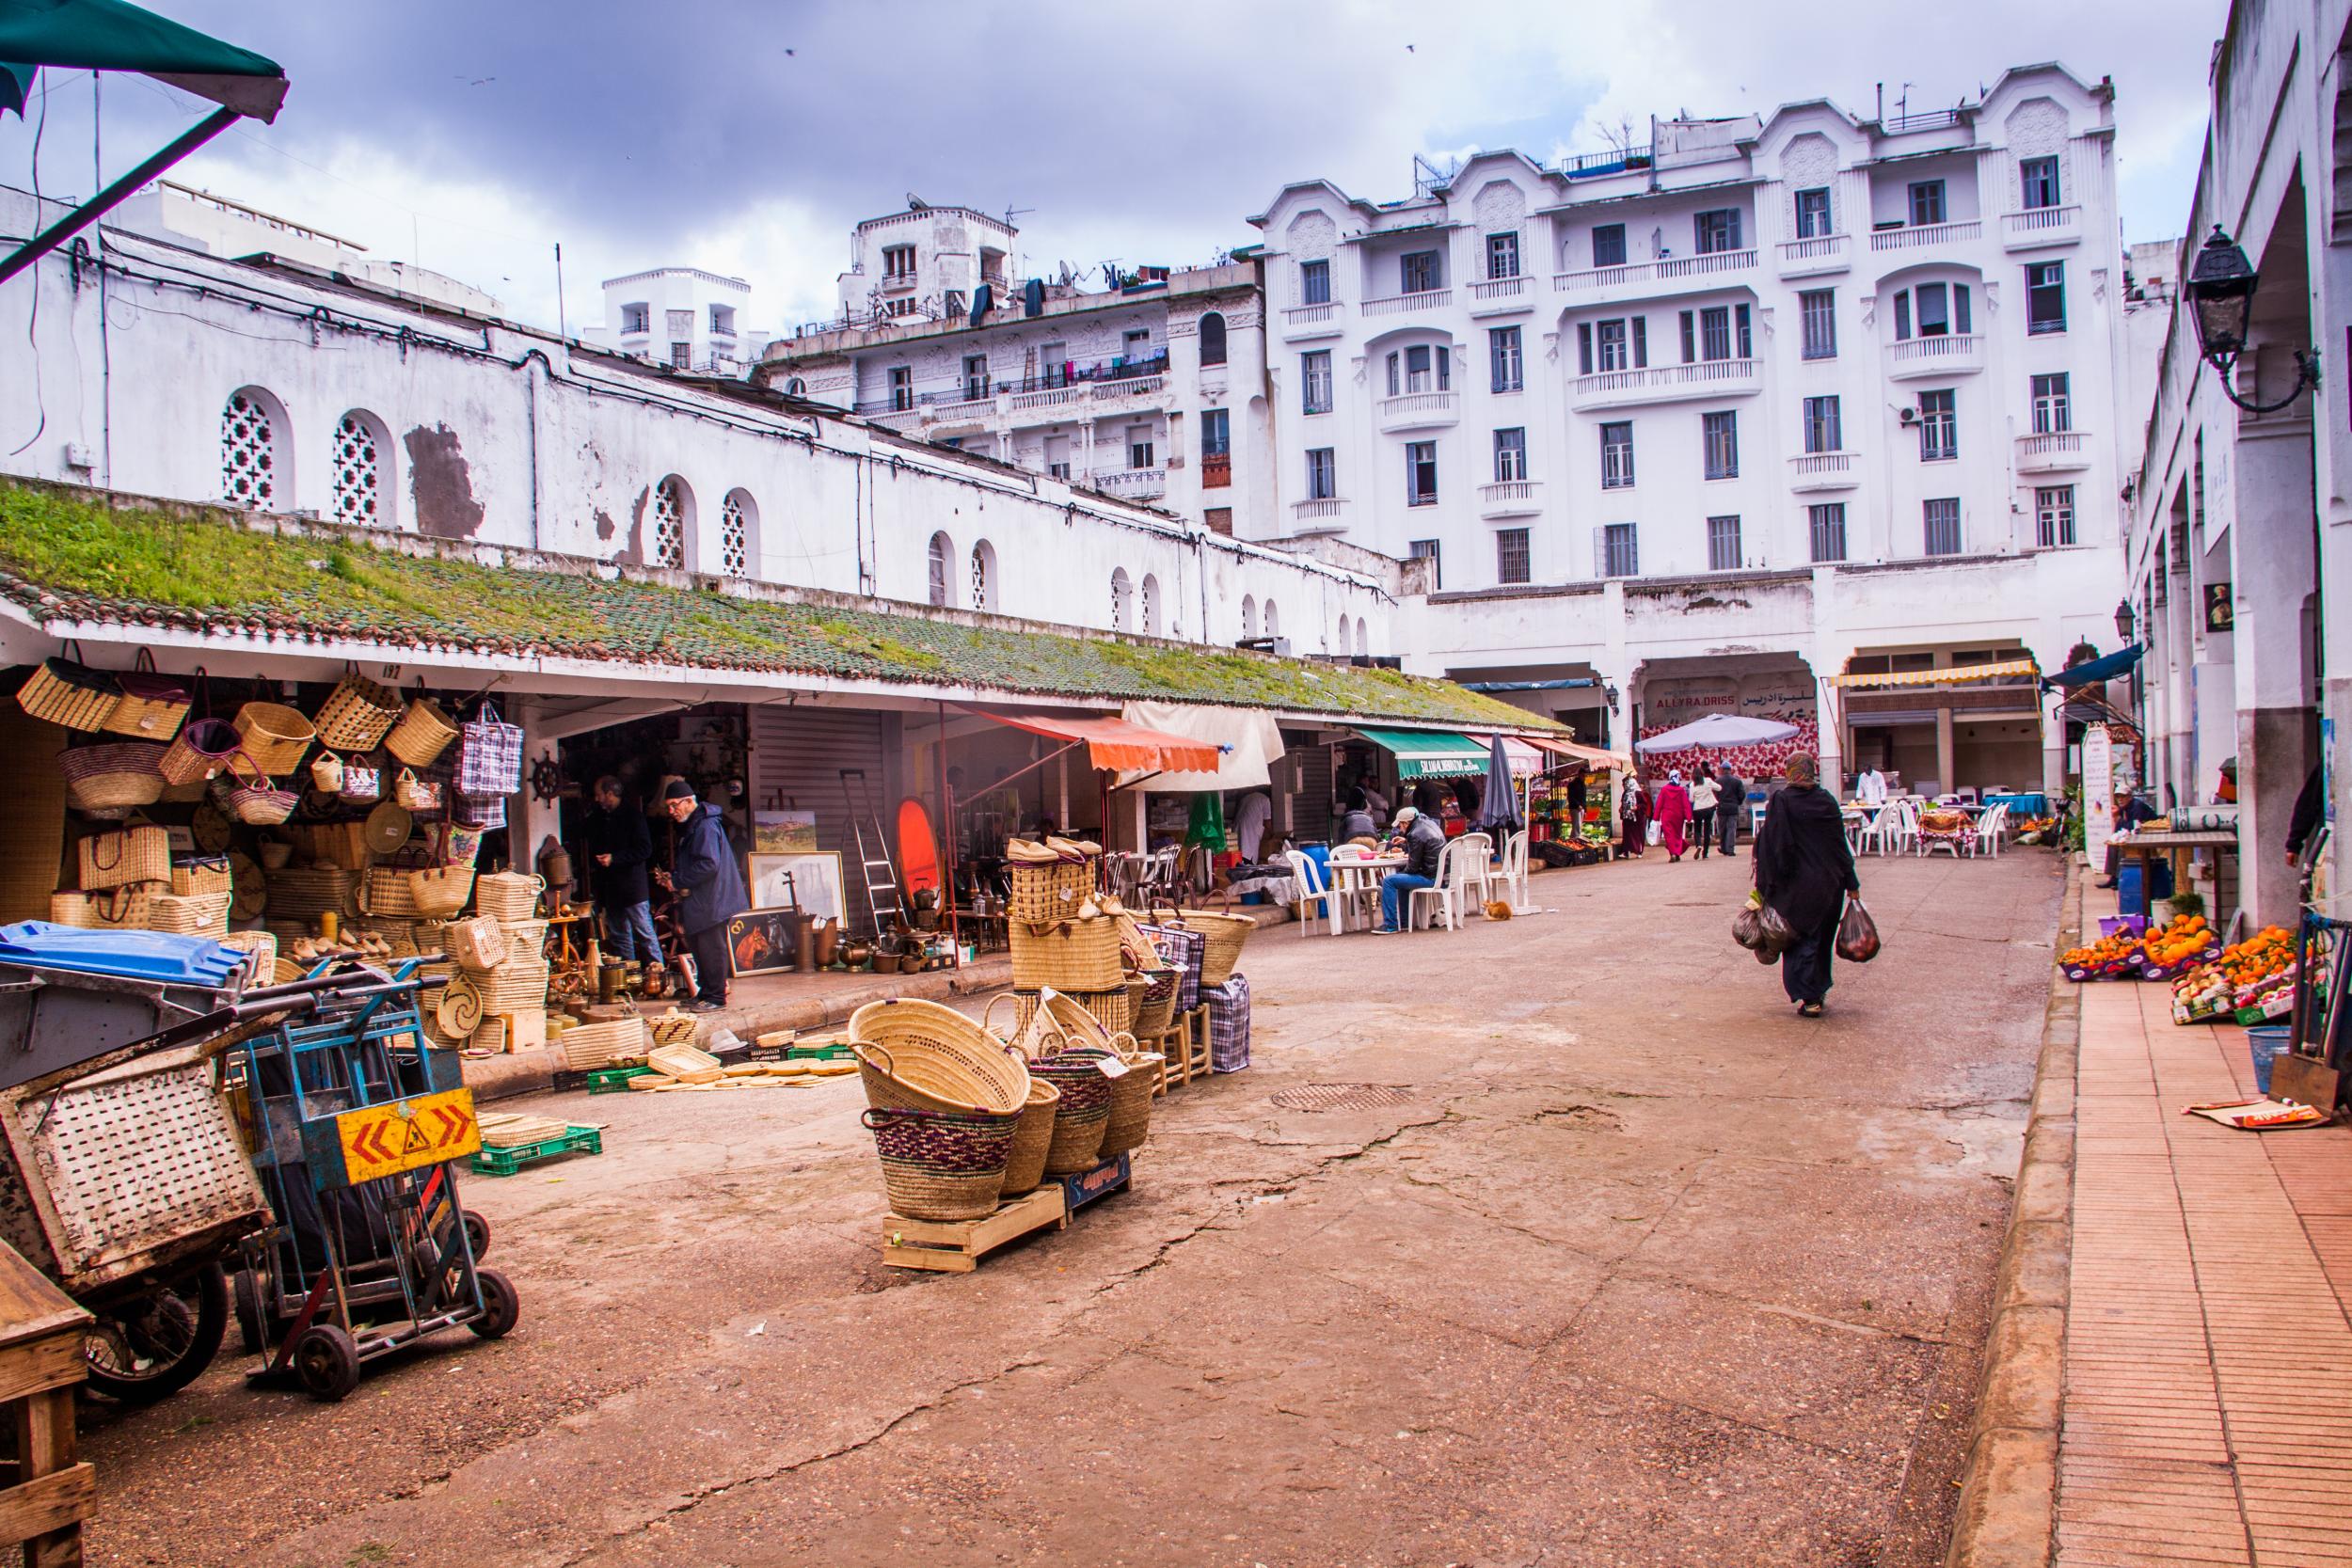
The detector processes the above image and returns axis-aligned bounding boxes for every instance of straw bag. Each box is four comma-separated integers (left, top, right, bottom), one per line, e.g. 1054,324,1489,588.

79,821,169,891
15,657,122,731
862,1105,1020,1221
148,891,231,936
159,716,242,785
171,856,232,897
312,673,402,752
265,865,360,924
392,768,440,814
102,654,190,739
231,701,314,775
1026,1054,1115,1175
998,1079,1061,1197
1078,1048,1160,1158
61,742,166,811
87,883,159,928
1130,968,1179,1038
444,914,506,971
850,999,1031,1116
46,893,93,928
1168,908,1253,989
310,752,345,794
469,958,548,1013
406,864,475,919
360,865,420,917
456,701,523,797
1007,915,1122,990
385,695,460,768
1005,837,1094,922
499,919,548,962
215,752,297,825
473,871,542,924
215,930,277,983
431,822,483,868
339,759,381,803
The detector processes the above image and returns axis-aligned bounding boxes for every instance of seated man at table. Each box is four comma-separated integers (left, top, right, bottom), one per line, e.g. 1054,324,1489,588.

1372,806,1446,934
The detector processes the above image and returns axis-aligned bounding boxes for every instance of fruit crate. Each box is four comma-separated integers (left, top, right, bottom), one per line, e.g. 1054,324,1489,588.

2234,994,2294,1026
468,1126,602,1177
2060,958,2129,982
2173,995,2234,1025
2138,946,2222,983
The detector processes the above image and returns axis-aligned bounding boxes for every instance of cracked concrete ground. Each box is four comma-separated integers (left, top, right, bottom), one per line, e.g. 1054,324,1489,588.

81,847,2063,1568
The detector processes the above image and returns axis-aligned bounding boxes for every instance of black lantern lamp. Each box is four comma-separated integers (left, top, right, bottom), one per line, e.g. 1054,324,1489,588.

2114,598,2135,644
2185,226,2319,413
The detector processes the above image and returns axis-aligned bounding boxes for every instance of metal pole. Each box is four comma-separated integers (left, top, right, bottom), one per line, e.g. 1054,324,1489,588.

0,106,241,287
936,701,961,958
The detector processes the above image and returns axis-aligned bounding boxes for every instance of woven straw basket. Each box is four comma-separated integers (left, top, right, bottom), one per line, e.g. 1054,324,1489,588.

16,658,121,731
385,697,460,768
361,865,420,918
1026,1054,1115,1174
559,1017,648,1071
159,718,242,786
61,743,165,811
171,858,232,898
1094,1051,1162,1157
313,673,403,752
1009,986,1130,1042
1174,909,1254,988
1129,968,1180,1038
407,866,474,919
998,1079,1061,1197
1007,915,1122,990
863,1105,1019,1221
443,915,504,971
469,958,548,1013
104,666,189,739
473,871,542,924
147,890,231,936
46,893,92,928
231,702,314,775
79,823,169,891
850,999,1031,1116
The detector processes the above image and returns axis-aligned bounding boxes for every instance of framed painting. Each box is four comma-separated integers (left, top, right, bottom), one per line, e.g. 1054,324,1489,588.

725,909,802,976
747,850,845,925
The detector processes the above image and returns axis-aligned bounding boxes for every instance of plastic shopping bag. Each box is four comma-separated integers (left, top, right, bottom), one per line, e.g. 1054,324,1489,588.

1836,895,1882,963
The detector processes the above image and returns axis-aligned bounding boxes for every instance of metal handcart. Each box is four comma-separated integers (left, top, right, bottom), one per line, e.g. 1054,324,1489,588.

230,956,516,1402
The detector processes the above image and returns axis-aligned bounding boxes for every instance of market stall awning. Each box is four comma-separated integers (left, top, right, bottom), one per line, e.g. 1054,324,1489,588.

2042,644,2143,689
1830,658,2039,689
1462,733,1549,777
1113,701,1285,793
1356,727,1491,780
1528,735,1632,772
980,711,1221,773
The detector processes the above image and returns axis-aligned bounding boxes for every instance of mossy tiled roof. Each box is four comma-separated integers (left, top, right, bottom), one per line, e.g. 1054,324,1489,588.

0,480,1552,731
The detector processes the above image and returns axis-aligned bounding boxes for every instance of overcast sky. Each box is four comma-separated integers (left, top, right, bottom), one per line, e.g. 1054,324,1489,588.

1,0,2228,337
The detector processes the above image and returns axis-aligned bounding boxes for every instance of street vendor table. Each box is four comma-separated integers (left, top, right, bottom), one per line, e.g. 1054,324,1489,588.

1327,854,1405,934
2104,828,2240,920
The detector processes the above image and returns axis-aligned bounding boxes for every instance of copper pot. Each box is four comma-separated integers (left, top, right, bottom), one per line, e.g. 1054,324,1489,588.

814,918,839,967
840,939,871,969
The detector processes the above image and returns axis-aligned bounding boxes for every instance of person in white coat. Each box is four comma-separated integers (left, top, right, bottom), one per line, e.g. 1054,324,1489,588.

1856,768,1888,806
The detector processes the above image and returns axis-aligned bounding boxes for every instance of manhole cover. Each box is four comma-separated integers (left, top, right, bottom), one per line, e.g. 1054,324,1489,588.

1271,1084,1418,1113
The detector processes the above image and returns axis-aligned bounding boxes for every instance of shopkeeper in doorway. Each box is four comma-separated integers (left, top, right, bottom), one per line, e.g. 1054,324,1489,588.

654,780,750,1012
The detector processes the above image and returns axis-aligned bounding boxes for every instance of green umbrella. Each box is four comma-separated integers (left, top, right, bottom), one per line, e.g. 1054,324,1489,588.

1184,791,1227,852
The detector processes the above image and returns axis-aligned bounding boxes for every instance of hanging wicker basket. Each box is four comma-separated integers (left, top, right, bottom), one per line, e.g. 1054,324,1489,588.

15,658,122,732
384,696,460,768
103,661,190,740
313,673,403,752
157,717,242,786
61,743,166,811
862,1105,1020,1222
215,753,297,825
406,864,475,919
231,702,314,775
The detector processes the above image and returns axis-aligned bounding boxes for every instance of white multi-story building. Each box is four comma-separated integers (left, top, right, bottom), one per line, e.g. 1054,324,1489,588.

593,267,770,376
762,205,1268,545
1254,64,2133,794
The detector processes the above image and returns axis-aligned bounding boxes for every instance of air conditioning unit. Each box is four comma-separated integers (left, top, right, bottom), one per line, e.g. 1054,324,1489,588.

1898,406,1920,426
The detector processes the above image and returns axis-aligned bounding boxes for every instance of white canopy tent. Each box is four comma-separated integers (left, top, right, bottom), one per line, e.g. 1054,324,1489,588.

1633,713,1799,754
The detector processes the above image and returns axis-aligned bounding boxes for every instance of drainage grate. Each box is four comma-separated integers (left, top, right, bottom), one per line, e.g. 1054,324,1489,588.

1270,1084,1418,1113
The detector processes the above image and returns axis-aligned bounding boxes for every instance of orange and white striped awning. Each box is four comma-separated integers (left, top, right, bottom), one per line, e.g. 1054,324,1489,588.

1830,658,2038,690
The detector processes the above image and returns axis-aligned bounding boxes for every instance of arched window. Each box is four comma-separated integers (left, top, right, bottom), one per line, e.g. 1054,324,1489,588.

1140,574,1161,636
1355,618,1369,658
652,475,692,569
221,387,286,510
1199,310,1228,367
1241,595,1257,640
927,531,955,607
969,540,996,611
721,488,756,578
1263,600,1279,640
785,377,807,396
330,409,391,528
1110,568,1133,631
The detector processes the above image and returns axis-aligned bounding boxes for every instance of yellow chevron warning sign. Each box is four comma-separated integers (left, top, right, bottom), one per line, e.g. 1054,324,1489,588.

335,1088,481,1184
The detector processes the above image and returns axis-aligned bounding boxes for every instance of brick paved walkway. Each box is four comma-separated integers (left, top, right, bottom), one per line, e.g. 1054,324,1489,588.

2060,889,2352,1565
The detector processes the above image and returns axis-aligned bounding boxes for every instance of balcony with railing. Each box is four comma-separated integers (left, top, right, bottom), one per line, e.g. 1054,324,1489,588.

1093,467,1168,500
1291,497,1347,531
2002,204,2082,250
1883,333,1984,380
1478,480,1543,518
1776,234,1851,277
1376,389,1461,432
1788,451,1860,492
1571,357,1759,408
1554,248,1757,296
1281,301,1343,340
1467,276,1534,316
2015,431,2090,473
1360,288,1453,318
1868,219,1983,252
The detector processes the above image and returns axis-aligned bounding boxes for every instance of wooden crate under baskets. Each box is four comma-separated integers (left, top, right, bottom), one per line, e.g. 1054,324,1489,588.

472,871,543,924
1007,916,1123,990
560,1017,649,1071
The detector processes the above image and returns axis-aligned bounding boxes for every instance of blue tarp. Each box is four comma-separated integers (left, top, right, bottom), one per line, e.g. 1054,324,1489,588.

2044,644,2145,689
0,922,246,986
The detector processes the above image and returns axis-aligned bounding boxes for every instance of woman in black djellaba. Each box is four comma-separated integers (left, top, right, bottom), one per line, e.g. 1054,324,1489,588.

1753,752,1860,1018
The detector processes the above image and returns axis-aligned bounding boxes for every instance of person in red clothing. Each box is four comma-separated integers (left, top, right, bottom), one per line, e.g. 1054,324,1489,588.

1656,769,1693,861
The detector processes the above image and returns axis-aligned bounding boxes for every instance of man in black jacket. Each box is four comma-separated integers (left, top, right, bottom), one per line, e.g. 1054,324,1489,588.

654,780,751,1011
1754,753,1859,1017
585,777,660,967
1373,806,1446,933
1714,764,1745,857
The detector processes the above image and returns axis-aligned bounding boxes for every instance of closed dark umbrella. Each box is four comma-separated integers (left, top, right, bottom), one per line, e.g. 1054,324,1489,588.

1474,736,1522,836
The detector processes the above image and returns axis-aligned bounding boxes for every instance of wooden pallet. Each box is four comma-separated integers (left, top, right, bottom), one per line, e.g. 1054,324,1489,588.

881,1186,1067,1273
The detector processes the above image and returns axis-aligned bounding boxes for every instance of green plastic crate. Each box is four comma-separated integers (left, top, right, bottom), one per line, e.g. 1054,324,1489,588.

469,1125,603,1177
586,1066,653,1094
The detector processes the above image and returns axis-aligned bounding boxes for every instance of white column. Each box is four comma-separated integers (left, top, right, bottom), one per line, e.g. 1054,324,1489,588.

512,695,564,887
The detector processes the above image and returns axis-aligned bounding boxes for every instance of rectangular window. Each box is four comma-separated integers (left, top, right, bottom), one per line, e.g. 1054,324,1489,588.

1200,408,1231,456
1699,306,1732,361
1596,319,1629,372
1707,515,1742,572
1800,290,1836,359
620,302,649,335
1631,316,1648,367
1600,421,1635,489
1803,395,1843,453
1306,448,1337,500
2035,484,2077,547
1299,258,1330,305
1592,223,1627,267
2020,155,2061,210
1702,411,1739,480
888,365,913,411
2031,372,2072,434
962,354,989,400
944,290,966,320
1204,507,1233,536
1409,538,1441,590
1401,250,1442,293
1039,341,1068,387
1893,290,1913,341
1302,350,1333,414
1497,528,1532,586
882,244,916,278
1129,432,1155,469
1916,281,1950,337
1402,342,1447,393
1908,180,1947,226
670,341,693,369
1494,427,1527,482
1924,497,1963,556
1694,208,1742,253
1123,328,1151,355
1602,522,1640,578
1918,389,1957,460
1954,283,1973,334
1576,323,1594,376
1735,303,1752,358
1678,309,1696,364
1808,502,1848,562
1486,231,1520,279
2026,261,2066,334
1490,326,1523,391
1794,187,1832,238
1406,440,1438,505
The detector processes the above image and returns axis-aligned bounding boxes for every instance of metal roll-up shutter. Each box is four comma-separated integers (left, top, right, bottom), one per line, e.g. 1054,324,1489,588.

746,705,898,929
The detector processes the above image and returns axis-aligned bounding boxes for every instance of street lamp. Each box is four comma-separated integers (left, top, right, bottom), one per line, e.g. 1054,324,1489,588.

2114,599,2135,644
2185,225,2320,413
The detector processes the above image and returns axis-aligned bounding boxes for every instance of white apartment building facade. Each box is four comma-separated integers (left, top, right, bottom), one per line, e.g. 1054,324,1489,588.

762,206,1271,558
1253,64,2132,794
593,267,771,377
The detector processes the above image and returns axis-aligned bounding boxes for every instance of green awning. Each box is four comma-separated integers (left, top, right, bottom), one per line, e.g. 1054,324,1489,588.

1356,727,1491,780
1,0,287,118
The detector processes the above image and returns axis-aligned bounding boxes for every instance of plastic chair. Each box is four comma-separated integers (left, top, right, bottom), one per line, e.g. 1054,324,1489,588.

1407,838,1480,931
1280,848,1341,936
1497,830,1531,911
1856,803,1895,857
1452,832,1494,910
1969,802,2008,859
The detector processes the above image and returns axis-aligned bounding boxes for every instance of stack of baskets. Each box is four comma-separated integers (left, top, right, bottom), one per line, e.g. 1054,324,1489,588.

1005,837,1140,1036
850,999,1035,1221
447,888,550,1055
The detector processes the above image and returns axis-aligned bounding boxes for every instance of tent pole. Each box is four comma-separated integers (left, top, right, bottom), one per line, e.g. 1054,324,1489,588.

0,106,240,287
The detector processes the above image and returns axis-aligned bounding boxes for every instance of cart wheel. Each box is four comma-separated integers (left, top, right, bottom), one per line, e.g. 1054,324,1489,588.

469,1268,520,1340
463,1209,491,1262
82,1263,229,1404
291,1324,360,1402
232,1269,266,1358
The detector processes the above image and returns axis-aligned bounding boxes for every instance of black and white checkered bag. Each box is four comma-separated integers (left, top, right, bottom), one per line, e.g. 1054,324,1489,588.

1141,923,1204,1012
1205,974,1250,1072
456,701,523,797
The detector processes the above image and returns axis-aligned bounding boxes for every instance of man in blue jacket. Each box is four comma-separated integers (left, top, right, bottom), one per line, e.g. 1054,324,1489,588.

654,780,749,1010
